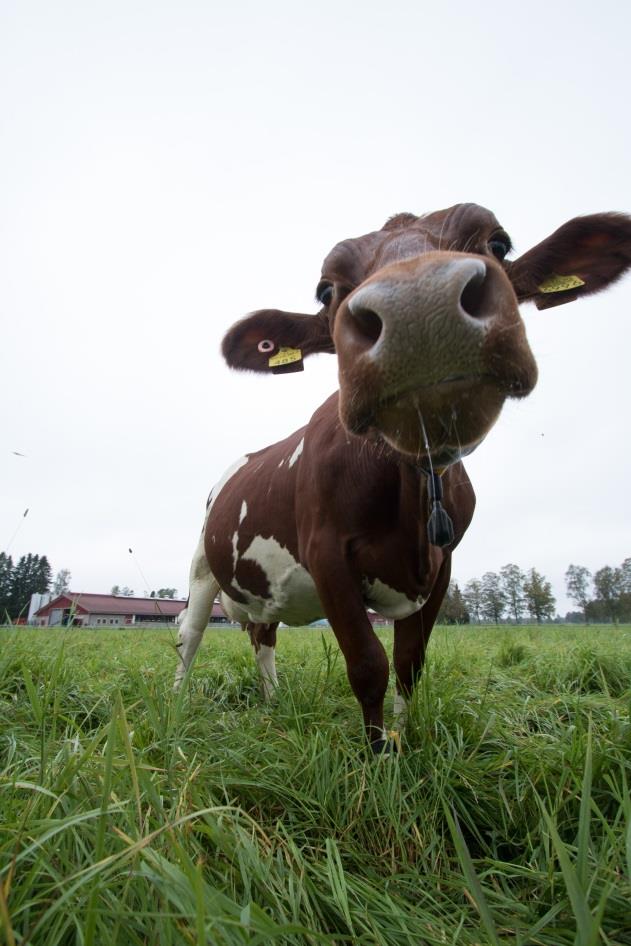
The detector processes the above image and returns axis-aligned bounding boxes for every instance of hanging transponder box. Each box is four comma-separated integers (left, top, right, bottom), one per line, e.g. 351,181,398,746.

427,472,454,548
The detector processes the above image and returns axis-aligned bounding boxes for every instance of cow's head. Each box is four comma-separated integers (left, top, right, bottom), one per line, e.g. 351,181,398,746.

222,204,631,466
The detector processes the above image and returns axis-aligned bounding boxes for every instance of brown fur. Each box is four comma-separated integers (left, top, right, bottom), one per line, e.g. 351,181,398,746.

199,203,631,749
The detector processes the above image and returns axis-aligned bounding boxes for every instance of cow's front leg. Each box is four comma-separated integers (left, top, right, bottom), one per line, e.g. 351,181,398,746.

310,561,389,751
174,537,219,690
393,557,450,727
392,611,429,728
247,622,279,700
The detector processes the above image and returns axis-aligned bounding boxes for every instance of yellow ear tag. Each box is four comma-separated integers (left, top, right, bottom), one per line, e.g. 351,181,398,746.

538,273,585,293
268,347,302,368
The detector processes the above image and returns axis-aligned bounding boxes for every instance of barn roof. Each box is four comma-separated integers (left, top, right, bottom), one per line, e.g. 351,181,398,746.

35,593,189,618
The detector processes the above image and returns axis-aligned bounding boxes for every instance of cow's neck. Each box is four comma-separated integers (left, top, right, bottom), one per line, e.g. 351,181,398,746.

389,446,455,550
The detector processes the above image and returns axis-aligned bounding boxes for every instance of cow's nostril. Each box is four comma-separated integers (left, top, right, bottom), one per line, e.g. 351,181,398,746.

459,264,488,319
348,306,383,347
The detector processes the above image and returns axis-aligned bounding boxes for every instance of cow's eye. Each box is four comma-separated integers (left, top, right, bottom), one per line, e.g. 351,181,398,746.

316,282,334,307
488,236,511,261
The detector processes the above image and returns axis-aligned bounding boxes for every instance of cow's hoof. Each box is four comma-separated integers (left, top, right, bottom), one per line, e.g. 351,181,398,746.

371,738,388,755
371,732,401,756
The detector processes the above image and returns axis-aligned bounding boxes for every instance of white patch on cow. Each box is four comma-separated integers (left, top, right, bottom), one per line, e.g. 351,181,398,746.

255,643,278,700
363,578,425,620
393,692,407,727
228,534,322,624
288,437,304,468
231,530,239,570
219,591,249,624
239,501,248,524
207,456,249,513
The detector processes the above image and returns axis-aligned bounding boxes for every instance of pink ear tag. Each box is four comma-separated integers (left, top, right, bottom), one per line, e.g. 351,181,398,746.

258,339,275,353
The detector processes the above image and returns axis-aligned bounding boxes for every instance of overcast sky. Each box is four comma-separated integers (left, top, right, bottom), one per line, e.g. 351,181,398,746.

2,0,630,615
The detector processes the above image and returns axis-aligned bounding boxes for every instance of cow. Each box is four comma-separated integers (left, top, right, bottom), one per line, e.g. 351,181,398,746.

174,203,631,752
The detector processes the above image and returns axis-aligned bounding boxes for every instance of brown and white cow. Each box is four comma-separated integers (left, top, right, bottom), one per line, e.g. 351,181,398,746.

175,203,631,751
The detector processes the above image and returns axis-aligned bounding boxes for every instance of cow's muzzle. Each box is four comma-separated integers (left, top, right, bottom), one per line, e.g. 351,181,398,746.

334,252,538,461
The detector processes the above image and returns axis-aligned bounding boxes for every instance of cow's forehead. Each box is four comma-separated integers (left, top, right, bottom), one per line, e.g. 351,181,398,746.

321,203,505,283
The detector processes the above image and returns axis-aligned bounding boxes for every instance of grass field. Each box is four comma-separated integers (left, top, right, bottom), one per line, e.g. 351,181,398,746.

1,624,630,945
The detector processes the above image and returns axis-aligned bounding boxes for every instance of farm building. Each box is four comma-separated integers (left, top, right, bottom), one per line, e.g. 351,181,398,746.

31,593,389,628
32,593,229,627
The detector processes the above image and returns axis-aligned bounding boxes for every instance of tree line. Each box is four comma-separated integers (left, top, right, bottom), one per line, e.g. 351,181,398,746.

439,565,556,625
2,548,628,626
438,558,630,625
0,550,182,623
0,552,61,622
0,554,74,622
110,586,178,598
565,560,631,623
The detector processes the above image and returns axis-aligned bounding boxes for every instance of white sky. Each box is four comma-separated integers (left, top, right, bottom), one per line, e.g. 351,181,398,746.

2,0,630,615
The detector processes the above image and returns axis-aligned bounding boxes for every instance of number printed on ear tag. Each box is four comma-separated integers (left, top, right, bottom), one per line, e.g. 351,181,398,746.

268,347,302,367
538,273,585,293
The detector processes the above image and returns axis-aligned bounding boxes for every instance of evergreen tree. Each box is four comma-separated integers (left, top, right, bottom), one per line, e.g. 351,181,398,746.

8,553,52,620
37,556,52,593
565,564,592,623
437,581,470,624
523,568,556,623
480,571,506,624
0,553,13,622
500,563,525,623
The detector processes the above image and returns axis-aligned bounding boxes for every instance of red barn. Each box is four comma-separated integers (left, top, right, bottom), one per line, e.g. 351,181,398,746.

33,593,226,627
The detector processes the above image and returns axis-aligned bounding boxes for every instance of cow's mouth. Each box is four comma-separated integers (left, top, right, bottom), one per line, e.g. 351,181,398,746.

345,374,505,462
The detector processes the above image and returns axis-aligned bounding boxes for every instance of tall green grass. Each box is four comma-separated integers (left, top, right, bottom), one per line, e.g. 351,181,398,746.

1,625,630,944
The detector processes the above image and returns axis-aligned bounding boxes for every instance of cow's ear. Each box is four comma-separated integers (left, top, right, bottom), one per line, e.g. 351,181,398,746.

507,212,631,310
221,310,335,374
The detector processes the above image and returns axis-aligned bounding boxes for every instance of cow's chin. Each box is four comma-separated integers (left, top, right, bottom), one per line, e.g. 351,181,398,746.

351,380,506,466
